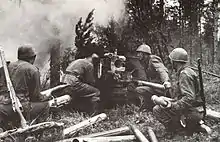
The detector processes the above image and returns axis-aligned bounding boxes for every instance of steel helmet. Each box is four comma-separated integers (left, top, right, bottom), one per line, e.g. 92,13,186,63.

136,44,152,54
169,48,188,62
18,45,36,60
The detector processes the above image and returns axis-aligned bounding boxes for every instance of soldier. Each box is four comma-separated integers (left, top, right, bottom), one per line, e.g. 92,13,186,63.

61,49,100,115
152,48,205,136
0,46,50,130
127,44,171,109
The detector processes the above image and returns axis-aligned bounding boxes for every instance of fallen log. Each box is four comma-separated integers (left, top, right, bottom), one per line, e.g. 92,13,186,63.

130,125,149,142
147,127,158,142
190,66,220,78
58,135,136,142
0,121,64,139
63,113,107,138
79,126,130,138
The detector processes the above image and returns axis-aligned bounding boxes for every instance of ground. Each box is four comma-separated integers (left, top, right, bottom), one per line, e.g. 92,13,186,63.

39,71,220,142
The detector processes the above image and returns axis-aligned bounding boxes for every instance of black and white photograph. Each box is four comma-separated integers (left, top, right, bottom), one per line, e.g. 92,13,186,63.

0,0,219,141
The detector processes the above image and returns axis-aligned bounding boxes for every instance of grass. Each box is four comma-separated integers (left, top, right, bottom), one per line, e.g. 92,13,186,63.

38,68,220,142
42,103,220,142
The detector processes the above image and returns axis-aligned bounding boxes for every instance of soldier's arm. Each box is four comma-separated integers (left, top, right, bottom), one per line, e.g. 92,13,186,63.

84,64,96,86
171,72,197,111
150,56,170,83
28,67,48,101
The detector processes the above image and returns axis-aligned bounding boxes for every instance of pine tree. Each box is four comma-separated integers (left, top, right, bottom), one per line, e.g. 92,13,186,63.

75,9,95,59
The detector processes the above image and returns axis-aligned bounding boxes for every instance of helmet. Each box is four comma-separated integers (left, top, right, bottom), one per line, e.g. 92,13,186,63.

136,44,152,54
169,48,188,62
18,45,36,60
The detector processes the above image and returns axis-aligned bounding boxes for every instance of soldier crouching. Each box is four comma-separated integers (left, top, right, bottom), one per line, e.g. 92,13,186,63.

0,46,50,130
61,49,100,115
153,48,205,137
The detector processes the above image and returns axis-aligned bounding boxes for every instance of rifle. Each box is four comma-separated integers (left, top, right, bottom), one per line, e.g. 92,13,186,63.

198,58,206,118
0,48,65,141
0,48,28,128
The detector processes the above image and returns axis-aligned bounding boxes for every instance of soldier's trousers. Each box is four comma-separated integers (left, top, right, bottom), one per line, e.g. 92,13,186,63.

0,101,49,129
153,105,203,132
61,74,100,114
135,86,166,110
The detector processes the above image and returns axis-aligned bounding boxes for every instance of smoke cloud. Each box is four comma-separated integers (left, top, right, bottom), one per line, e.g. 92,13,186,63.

0,0,125,67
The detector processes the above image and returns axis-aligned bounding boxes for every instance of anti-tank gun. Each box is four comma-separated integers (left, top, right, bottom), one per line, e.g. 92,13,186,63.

97,50,127,82
96,50,133,107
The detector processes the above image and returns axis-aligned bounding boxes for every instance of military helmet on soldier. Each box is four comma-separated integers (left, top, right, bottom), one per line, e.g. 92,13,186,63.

136,44,152,54
18,45,36,60
169,48,188,63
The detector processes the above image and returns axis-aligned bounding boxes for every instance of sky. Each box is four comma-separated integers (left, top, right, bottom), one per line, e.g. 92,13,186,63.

0,0,219,64
0,0,126,64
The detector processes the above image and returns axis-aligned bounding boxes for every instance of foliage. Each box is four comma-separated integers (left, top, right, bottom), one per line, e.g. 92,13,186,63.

60,47,76,71
75,9,96,59
125,0,170,64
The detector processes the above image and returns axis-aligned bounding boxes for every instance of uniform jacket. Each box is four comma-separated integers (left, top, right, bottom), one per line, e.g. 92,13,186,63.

127,55,169,84
65,59,95,86
171,66,203,112
0,60,44,104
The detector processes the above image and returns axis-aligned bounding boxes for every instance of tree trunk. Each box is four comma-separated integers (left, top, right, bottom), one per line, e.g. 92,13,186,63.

214,0,219,64
50,39,61,88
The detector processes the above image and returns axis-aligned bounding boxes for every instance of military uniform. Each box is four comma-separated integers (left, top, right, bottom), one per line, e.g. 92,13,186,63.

153,66,203,132
0,60,49,128
129,55,170,109
61,58,100,113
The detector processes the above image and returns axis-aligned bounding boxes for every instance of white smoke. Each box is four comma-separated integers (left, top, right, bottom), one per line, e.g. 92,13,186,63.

0,0,126,64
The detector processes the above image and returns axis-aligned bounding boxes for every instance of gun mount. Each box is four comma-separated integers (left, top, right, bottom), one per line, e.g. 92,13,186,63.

96,50,134,107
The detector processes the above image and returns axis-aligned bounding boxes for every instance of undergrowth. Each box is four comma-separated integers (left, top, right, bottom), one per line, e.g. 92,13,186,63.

39,66,220,142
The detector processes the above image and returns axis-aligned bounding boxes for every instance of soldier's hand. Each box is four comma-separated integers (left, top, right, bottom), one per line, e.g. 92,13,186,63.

151,95,172,108
163,81,171,89
160,96,174,102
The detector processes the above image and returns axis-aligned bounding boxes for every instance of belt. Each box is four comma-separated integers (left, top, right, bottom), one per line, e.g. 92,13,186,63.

64,71,81,80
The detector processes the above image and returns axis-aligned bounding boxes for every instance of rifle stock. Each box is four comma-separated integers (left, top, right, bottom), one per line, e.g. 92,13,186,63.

0,48,28,128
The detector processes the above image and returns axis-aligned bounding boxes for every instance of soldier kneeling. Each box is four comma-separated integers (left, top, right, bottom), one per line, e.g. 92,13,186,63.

152,48,210,137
